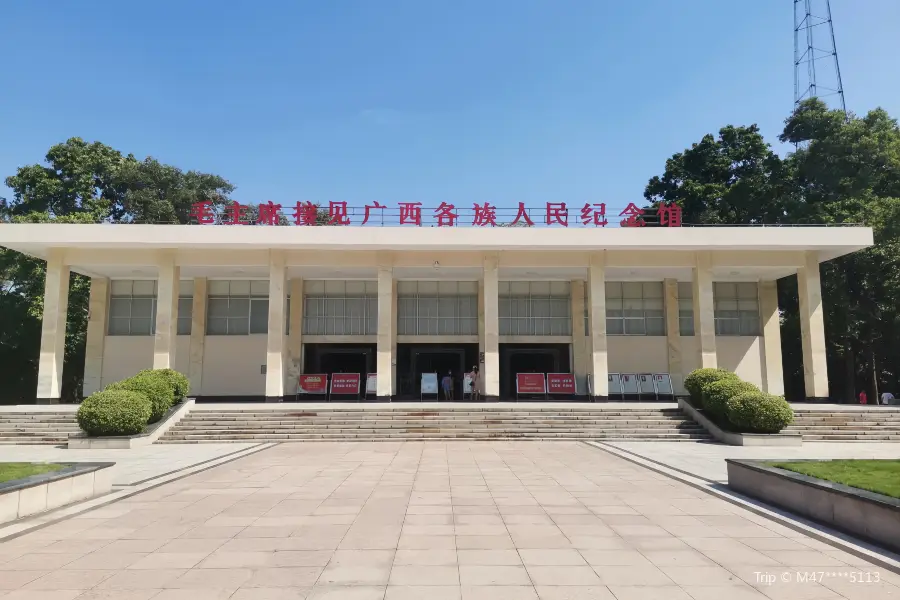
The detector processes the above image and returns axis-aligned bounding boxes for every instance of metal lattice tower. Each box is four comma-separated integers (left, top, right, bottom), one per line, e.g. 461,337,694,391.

794,0,846,114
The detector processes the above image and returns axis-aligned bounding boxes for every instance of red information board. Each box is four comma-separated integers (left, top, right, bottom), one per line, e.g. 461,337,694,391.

547,373,576,395
330,373,361,395
516,373,546,395
298,374,328,394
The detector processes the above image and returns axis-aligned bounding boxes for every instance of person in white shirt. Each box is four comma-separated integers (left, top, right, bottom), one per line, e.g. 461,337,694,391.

881,391,895,405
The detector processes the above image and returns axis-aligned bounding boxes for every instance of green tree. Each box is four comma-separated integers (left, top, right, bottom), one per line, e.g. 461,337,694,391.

1,138,235,403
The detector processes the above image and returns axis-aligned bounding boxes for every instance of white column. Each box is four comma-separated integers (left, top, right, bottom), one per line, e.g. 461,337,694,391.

188,277,207,395
483,255,500,400
391,279,398,396
570,279,589,395
287,278,304,395
153,256,179,369
587,253,608,399
82,277,109,397
478,279,486,395
664,278,684,393
37,250,70,403
692,252,717,369
376,256,394,400
759,280,784,396
798,252,829,399
265,252,287,401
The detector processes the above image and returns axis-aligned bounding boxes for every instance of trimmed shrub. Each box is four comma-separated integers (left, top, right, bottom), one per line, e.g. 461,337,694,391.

107,372,174,423
683,368,739,406
726,392,794,433
137,368,190,403
77,389,152,436
703,378,760,422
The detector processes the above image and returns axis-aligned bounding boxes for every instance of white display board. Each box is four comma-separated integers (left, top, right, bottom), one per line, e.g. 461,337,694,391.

620,373,639,395
608,373,623,397
653,373,674,396
421,373,439,396
638,373,656,397
366,373,377,396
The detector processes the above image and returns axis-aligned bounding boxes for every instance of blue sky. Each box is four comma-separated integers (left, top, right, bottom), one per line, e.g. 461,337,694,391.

2,0,899,213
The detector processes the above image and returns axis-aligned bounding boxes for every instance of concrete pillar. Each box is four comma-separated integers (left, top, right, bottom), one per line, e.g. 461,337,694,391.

391,279,398,396
664,278,684,393
153,256,179,369
692,252,717,369
287,278,304,395
759,280,784,396
587,253,608,400
478,279,486,395
265,252,287,401
483,255,500,400
798,252,829,400
82,277,109,397
376,256,394,400
188,277,207,396
37,251,70,403
570,279,589,395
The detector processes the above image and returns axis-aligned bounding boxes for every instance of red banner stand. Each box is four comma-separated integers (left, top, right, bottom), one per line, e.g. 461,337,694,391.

296,374,328,401
547,373,576,398
329,373,361,401
516,373,547,401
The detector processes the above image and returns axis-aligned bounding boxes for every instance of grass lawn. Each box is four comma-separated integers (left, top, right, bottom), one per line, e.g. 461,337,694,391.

769,460,900,499
0,462,66,484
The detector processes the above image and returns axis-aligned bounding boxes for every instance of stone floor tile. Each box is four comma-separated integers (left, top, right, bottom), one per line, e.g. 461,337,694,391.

127,552,208,570
681,585,770,600
152,590,236,600
95,569,187,590
456,550,522,566
392,549,457,566
389,565,459,586
760,550,851,567
658,566,746,586
460,586,538,600
591,565,673,586
231,587,312,599
640,550,715,567
96,539,167,553
68,591,161,600
1,555,81,571
454,535,516,550
578,550,650,566
534,586,616,599
23,569,115,591
304,586,386,600
459,566,531,586
605,585,693,600
1,591,84,600
318,565,391,586
165,567,255,589
60,552,148,570
384,585,460,600
518,549,586,566
241,567,324,588
524,566,602,586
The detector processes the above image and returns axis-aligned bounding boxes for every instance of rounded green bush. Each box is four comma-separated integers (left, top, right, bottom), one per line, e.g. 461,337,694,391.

107,372,174,423
683,368,739,406
136,368,190,403
726,392,794,433
77,389,152,436
703,378,760,422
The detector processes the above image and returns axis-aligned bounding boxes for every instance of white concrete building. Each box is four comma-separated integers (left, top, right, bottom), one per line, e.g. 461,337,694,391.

0,223,872,403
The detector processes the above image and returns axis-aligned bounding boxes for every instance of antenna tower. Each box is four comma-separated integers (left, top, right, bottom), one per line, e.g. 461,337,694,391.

793,0,846,114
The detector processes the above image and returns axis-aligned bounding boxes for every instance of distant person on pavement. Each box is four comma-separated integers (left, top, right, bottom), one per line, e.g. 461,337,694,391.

469,365,480,402
442,371,453,401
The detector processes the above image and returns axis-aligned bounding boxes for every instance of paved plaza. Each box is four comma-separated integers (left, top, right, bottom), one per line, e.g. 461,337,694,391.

1,441,899,599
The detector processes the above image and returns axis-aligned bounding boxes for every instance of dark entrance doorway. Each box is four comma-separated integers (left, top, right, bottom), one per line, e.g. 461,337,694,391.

397,344,478,400
500,343,571,400
303,343,375,400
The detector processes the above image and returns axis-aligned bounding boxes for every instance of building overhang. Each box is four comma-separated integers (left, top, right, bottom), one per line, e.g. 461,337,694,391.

0,223,874,282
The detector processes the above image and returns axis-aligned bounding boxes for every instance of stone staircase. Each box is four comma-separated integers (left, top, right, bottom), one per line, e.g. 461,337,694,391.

787,407,900,441
0,410,80,445
158,406,712,443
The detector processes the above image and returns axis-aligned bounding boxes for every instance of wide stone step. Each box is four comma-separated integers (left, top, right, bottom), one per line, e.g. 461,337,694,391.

159,433,712,442
174,419,692,427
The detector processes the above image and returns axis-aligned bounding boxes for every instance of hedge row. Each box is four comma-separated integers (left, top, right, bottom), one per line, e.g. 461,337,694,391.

683,368,793,434
77,368,190,437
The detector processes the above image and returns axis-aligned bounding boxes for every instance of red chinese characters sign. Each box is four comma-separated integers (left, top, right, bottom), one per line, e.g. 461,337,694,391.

547,373,576,395
188,201,683,227
330,373,361,395
298,374,328,394
516,373,546,395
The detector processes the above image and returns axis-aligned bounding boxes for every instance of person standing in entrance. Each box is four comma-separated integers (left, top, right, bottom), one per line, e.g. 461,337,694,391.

469,365,480,402
442,371,453,402
859,390,868,405
881,391,895,405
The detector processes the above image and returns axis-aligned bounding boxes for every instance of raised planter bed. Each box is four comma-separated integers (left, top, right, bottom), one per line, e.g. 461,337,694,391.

678,398,801,446
727,459,900,553
0,463,114,525
68,398,194,449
